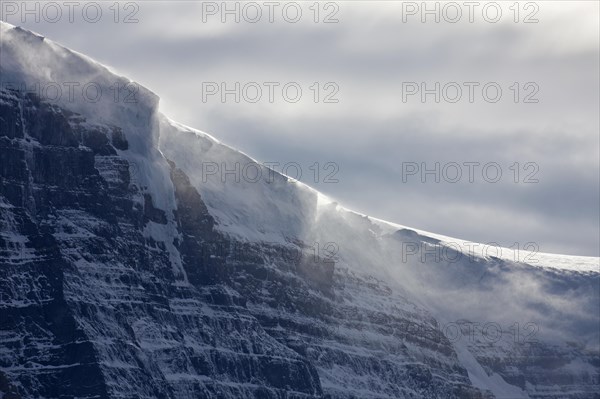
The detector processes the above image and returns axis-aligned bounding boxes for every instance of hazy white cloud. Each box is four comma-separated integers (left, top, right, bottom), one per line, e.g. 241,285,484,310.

3,0,598,255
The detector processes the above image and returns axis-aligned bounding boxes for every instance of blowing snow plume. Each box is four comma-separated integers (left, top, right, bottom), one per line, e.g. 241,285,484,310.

0,21,599,399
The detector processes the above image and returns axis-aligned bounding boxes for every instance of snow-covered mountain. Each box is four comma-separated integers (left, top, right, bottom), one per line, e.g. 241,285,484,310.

0,22,598,399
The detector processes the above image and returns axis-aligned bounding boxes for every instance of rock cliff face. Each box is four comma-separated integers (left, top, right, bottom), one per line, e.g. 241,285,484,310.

0,22,598,399
0,85,486,398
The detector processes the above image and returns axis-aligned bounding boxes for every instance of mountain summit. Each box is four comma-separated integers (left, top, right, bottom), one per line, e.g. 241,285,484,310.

1,22,598,399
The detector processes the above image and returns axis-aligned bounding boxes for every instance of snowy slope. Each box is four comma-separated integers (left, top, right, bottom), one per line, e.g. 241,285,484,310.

159,105,600,398
1,21,599,399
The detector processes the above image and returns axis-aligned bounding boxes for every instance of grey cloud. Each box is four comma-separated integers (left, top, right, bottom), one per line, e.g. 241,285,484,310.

4,1,598,255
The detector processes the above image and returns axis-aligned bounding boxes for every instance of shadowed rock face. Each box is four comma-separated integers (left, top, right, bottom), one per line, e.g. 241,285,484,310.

1,22,598,395
0,89,321,399
0,89,491,398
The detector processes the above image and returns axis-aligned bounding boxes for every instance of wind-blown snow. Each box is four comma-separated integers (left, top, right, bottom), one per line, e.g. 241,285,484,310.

1,21,598,399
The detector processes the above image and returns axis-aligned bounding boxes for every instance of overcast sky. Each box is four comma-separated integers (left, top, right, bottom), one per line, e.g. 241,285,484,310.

3,1,599,256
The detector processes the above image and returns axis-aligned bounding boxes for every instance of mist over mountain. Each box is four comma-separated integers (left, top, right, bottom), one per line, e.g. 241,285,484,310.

0,23,598,399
